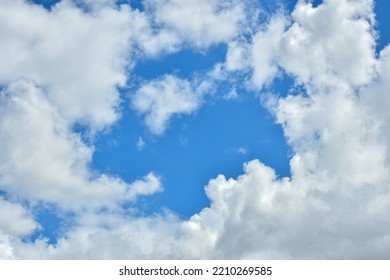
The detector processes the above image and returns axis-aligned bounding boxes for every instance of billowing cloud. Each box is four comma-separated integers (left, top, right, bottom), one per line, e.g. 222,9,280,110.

0,0,132,130
279,0,376,87
0,0,389,260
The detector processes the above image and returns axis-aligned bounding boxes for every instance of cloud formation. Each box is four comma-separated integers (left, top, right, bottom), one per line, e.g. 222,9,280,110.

132,75,212,135
0,0,132,130
0,0,389,259
0,81,161,210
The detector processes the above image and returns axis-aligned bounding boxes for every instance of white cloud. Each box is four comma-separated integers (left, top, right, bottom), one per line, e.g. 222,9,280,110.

132,75,211,135
222,15,288,90
362,45,390,143
148,0,245,49
223,0,376,90
126,0,246,58
225,40,250,72
249,16,288,88
279,0,376,87
0,81,161,210
126,172,162,200
128,8,181,57
0,198,38,237
0,233,17,259
0,0,132,130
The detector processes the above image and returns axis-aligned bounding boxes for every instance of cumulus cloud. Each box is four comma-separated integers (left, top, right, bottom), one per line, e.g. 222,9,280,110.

1,0,390,260
0,0,132,130
132,75,212,135
150,0,244,48
125,0,246,58
0,81,162,210
0,198,38,237
279,0,377,87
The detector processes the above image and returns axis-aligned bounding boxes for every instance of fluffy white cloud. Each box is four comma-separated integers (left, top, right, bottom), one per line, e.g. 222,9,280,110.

0,0,132,130
132,75,212,135
0,81,162,210
0,198,38,237
250,16,287,88
279,0,377,87
147,0,245,49
125,0,246,58
127,8,181,57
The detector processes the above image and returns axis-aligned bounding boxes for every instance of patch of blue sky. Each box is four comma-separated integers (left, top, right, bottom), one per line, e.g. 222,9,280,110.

30,0,61,10
129,0,144,11
264,70,297,98
374,0,390,54
260,0,297,14
26,204,73,244
310,0,323,8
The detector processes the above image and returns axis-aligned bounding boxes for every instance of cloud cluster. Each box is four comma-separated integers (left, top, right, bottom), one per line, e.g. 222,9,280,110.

0,0,390,259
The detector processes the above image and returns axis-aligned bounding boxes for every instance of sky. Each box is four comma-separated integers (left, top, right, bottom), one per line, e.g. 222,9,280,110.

0,0,389,259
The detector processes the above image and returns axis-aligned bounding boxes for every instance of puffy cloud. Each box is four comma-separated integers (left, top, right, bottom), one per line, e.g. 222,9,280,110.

127,8,181,57
0,81,161,210
0,198,38,237
250,16,287,88
279,0,377,87
8,212,182,259
147,0,245,49
132,75,212,135
123,0,246,58
0,0,132,130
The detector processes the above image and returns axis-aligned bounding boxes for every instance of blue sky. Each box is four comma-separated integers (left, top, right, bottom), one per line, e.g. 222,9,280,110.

92,43,291,218
1,0,390,259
